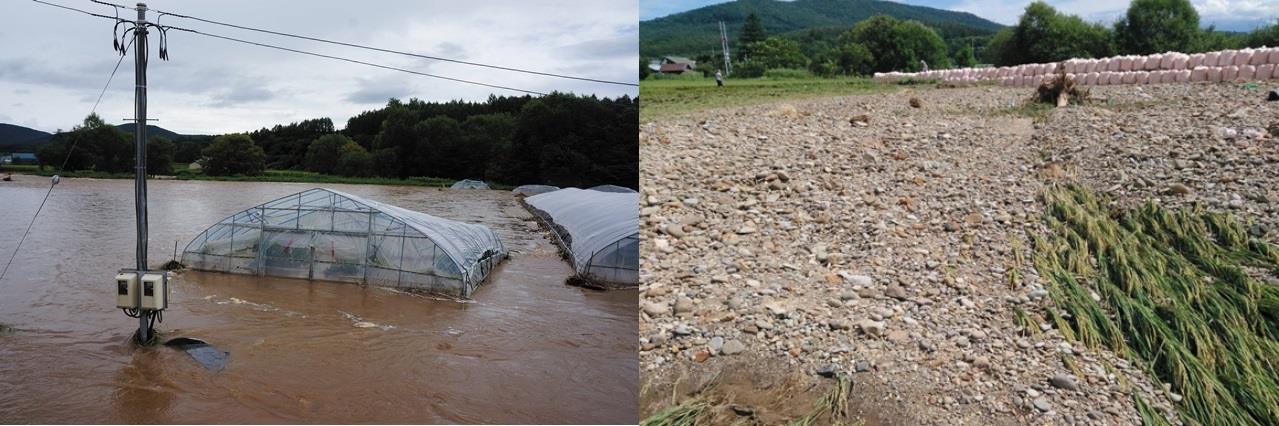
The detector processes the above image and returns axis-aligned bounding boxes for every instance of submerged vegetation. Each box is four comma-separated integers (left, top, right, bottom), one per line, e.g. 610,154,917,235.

1035,185,1279,425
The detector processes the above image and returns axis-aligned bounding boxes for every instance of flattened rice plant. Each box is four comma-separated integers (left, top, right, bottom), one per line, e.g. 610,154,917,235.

1034,184,1279,425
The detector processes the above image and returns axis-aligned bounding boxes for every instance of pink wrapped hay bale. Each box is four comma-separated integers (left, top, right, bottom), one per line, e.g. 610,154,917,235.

1177,69,1191,83
1220,50,1237,67
1239,65,1256,81
1191,66,1208,82
1223,65,1239,81
1188,53,1203,68
1237,49,1254,66
1203,52,1220,67
1258,64,1275,80
1208,67,1222,82
1250,48,1268,65
1269,48,1279,65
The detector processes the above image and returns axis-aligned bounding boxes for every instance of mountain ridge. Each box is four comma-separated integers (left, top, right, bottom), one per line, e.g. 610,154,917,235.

640,0,1003,58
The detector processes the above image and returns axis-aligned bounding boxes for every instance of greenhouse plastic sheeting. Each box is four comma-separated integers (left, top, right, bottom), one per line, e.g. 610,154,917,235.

450,179,490,190
587,184,637,193
181,188,505,298
512,184,559,196
525,188,638,286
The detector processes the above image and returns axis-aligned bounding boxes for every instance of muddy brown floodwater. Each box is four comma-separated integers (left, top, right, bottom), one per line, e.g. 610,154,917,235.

0,176,637,424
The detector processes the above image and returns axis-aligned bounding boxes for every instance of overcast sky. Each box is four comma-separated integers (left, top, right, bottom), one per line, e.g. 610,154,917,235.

640,0,1279,31
1,0,637,135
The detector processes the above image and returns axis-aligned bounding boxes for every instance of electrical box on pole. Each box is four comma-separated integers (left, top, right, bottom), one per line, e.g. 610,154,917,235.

115,272,139,309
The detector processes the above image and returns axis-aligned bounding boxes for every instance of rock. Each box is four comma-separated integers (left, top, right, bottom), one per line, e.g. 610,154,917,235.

642,302,668,317
693,349,710,362
859,319,886,337
730,405,755,416
855,360,871,372
816,363,839,378
1051,373,1079,391
909,97,922,108
829,319,850,331
1167,183,1192,196
973,356,991,371
709,336,724,353
720,339,746,355
886,285,909,300
1033,397,1051,412
846,275,874,286
674,298,695,314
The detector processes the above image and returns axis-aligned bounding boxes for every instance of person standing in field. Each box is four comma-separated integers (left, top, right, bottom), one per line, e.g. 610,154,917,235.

715,70,723,87
920,60,929,72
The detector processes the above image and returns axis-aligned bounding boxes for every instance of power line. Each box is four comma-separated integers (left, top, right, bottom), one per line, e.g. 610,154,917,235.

32,0,550,95
113,2,636,87
0,37,133,284
163,25,548,95
31,0,125,22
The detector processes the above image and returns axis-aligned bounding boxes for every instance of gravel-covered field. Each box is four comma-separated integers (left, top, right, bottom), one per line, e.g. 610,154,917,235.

638,82,1279,425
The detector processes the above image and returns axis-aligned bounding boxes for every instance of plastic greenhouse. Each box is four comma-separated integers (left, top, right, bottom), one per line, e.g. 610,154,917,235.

512,184,559,196
180,188,506,298
587,184,636,193
450,179,490,190
524,188,638,287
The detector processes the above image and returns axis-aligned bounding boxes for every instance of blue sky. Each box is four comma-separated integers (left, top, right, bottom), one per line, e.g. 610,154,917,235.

640,0,1279,32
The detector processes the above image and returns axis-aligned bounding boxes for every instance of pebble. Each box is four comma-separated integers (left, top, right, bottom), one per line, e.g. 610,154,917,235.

1051,374,1079,391
720,339,746,355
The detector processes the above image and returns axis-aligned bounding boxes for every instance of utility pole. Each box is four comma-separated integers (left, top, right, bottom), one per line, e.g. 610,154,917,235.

719,21,732,75
133,2,151,344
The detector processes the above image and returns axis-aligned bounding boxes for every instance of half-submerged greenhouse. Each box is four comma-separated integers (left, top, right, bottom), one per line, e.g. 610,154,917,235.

525,188,638,288
512,184,560,197
181,188,506,298
450,179,490,190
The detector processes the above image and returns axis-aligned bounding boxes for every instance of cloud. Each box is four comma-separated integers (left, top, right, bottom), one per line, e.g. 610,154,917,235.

558,36,638,61
345,77,413,104
2,0,636,134
207,85,277,107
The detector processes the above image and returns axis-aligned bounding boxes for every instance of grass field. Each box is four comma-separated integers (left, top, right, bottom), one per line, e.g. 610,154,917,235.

639,76,898,122
0,163,471,188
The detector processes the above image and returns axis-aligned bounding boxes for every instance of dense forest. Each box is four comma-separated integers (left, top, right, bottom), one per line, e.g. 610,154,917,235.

641,0,1279,79
36,93,638,189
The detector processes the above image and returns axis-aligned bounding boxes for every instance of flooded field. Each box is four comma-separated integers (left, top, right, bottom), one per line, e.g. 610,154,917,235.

0,176,637,424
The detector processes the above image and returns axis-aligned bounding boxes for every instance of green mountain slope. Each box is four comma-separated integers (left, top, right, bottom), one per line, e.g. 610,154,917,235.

115,123,184,140
0,123,52,148
640,0,1003,58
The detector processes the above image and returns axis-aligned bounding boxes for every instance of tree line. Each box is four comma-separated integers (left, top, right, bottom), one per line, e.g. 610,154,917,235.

641,0,1279,79
36,93,638,189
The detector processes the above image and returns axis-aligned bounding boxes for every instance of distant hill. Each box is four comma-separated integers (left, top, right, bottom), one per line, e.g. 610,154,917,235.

640,0,1004,58
115,123,184,140
0,123,52,149
0,122,195,151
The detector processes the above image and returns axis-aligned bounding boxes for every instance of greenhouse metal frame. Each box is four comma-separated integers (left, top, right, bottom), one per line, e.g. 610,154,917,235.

181,188,505,298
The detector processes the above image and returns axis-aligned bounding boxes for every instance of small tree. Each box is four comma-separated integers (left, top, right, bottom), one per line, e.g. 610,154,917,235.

846,15,949,73
146,136,174,175
1115,0,1199,55
335,142,373,177
745,37,808,71
640,58,651,80
303,133,353,174
952,44,977,68
837,43,875,75
202,134,266,176
737,12,766,61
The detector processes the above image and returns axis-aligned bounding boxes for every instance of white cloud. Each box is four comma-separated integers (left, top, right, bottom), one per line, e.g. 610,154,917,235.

1,0,637,135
